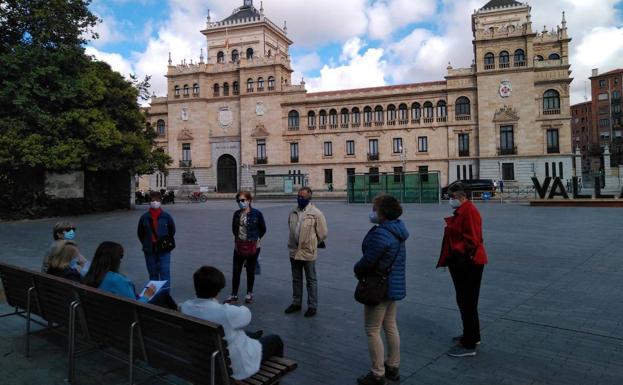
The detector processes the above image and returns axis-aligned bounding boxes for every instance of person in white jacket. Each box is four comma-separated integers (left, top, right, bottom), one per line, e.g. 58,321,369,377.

180,266,284,381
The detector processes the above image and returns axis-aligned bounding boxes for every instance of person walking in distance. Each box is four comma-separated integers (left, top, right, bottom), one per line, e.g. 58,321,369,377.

437,182,488,357
225,191,267,304
137,191,176,289
284,187,328,318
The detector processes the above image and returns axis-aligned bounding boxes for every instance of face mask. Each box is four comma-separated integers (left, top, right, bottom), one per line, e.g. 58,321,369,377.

297,197,310,209
449,198,462,209
63,229,76,240
369,211,380,224
238,201,247,209
150,201,161,210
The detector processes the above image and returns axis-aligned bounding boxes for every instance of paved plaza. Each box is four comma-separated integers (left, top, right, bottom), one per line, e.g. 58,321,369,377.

1,201,623,385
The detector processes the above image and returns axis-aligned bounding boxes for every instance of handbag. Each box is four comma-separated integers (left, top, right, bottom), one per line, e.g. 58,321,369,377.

149,216,175,253
355,237,402,306
235,239,258,257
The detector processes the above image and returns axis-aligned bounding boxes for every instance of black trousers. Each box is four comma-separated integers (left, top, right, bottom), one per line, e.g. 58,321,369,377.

259,334,284,360
449,263,484,349
231,248,260,296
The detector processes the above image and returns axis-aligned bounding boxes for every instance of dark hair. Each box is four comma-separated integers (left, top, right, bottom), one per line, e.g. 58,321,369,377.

448,182,467,198
150,191,162,200
83,242,124,288
373,194,403,221
193,266,226,299
298,187,313,197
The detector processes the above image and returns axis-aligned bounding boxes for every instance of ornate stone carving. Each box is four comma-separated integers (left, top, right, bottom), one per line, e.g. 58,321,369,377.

177,128,194,141
256,101,266,116
493,106,520,122
218,106,233,128
251,123,269,137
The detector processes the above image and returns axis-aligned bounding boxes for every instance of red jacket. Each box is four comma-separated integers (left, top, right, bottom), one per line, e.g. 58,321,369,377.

437,200,488,267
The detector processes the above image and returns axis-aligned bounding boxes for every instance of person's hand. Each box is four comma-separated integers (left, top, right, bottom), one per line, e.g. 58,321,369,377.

144,284,156,299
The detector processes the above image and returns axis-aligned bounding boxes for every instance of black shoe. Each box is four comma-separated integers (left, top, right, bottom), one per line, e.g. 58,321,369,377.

384,364,400,381
304,308,317,318
247,329,263,339
452,334,481,346
284,304,302,314
357,371,387,385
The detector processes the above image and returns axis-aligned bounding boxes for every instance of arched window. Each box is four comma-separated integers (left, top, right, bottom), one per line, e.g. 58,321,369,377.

437,101,447,118
387,104,396,123
246,48,254,59
233,81,239,95
217,51,225,63
352,107,361,125
484,52,495,69
340,108,350,125
223,82,229,96
232,49,239,63
192,83,199,95
247,78,254,92
423,102,434,118
514,49,525,66
174,85,180,96
183,84,189,95
398,104,408,121
319,110,327,127
543,89,561,112
257,77,265,91
499,51,510,68
455,97,471,117
548,53,560,60
308,111,316,127
411,102,421,120
535,55,544,61
374,105,384,124
156,119,166,136
329,109,338,126
363,106,373,125
288,110,300,129
213,83,220,96
268,76,275,90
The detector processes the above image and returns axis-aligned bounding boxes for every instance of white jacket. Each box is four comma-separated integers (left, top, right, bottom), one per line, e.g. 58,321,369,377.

180,298,261,380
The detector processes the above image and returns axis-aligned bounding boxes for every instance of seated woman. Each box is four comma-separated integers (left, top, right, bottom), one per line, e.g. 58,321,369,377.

83,241,155,303
46,240,82,283
180,266,283,381
42,221,88,274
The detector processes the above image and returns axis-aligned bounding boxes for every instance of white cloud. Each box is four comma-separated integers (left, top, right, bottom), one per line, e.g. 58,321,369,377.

85,46,133,75
367,0,437,40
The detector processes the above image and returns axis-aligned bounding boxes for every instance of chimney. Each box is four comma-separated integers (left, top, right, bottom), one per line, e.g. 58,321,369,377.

592,68,599,77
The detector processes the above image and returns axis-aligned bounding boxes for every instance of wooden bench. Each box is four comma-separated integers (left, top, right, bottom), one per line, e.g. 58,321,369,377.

0,262,297,385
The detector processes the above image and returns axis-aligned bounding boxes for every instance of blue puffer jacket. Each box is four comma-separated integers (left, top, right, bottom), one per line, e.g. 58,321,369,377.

354,220,409,301
137,210,176,254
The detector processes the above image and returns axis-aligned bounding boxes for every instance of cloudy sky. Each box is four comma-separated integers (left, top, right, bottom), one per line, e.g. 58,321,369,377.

86,0,623,104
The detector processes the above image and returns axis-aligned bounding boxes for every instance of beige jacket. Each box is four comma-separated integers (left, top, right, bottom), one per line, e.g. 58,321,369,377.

287,203,328,261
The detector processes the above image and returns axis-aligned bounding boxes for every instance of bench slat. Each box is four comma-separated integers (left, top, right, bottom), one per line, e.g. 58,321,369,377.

266,356,298,371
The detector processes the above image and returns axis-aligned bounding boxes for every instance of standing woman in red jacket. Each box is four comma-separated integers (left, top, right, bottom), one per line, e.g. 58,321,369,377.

437,182,488,357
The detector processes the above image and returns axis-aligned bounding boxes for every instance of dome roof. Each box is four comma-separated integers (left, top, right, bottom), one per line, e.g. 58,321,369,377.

223,1,261,22
480,0,524,10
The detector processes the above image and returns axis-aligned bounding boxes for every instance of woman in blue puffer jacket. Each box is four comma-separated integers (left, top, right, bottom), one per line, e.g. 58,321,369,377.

354,194,409,385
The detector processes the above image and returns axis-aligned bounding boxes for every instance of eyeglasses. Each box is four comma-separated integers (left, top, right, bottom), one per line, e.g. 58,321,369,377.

64,227,76,232
236,199,247,203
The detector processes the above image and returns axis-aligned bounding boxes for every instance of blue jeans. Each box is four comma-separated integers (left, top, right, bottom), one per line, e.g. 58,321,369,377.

144,251,171,289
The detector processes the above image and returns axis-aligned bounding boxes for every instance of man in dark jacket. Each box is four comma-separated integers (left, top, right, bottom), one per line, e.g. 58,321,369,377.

437,182,488,357
137,191,176,289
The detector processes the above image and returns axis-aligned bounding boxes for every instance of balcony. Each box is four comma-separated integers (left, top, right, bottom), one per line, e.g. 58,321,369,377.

399,120,408,125
411,119,421,124
500,63,510,69
290,156,299,163
319,125,326,130
179,160,192,168
213,92,220,97
437,117,447,123
257,87,264,92
364,122,372,127
233,90,240,96
254,157,268,165
484,64,495,70
341,124,349,129
459,150,470,157
498,147,517,156
367,153,379,161
514,61,526,68
223,91,229,96
543,109,561,116
329,124,338,129
456,115,471,121
268,86,275,91
247,88,254,93
308,125,316,130
388,120,396,126
423,117,434,124
352,123,361,128
375,121,384,127
288,125,299,131
547,146,560,154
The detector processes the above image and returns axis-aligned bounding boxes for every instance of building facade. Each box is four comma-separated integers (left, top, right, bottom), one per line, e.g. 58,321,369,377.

144,0,574,194
571,101,593,173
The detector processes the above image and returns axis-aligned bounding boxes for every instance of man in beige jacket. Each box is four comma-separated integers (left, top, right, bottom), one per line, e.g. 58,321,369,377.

284,187,328,317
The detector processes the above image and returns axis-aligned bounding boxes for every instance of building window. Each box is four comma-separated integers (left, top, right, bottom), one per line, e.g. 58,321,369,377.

393,138,403,154
182,143,191,161
256,170,266,186
256,139,266,163
329,109,338,127
499,51,510,68
394,167,403,183
419,165,429,182
368,139,379,160
548,53,560,60
374,106,384,125
352,107,361,125
246,48,254,59
614,104,622,113
217,51,224,63
502,163,515,181
399,104,408,121
458,133,469,157
547,129,560,153
347,168,356,184
535,55,544,61
308,111,316,128
599,118,610,128
324,141,333,157
174,85,180,96
599,79,606,88
257,77,265,91
156,119,166,136
319,110,327,128
598,93,609,101
543,89,560,112
193,83,200,95
500,125,515,155
514,49,525,66
233,81,239,95
455,97,471,117
232,49,239,63
418,136,428,152
213,83,220,96
484,52,495,69
613,90,621,100
346,140,355,156
268,76,275,90
290,143,299,163
288,110,300,130
183,84,189,95
369,167,380,184
364,106,373,125
223,82,229,96
340,108,350,126
247,78,254,92
437,101,447,118
411,102,421,121
324,169,333,184
423,102,434,119
387,105,396,123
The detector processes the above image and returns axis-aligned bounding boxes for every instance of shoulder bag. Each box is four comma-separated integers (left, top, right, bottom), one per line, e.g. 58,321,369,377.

149,215,176,253
355,237,401,306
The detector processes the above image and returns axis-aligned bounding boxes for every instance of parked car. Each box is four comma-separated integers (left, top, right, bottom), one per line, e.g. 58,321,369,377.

441,179,496,200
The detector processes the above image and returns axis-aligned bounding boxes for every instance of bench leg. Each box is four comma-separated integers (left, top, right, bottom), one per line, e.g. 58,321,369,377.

25,287,35,359
210,350,219,385
0,306,24,318
129,321,139,385
67,301,80,384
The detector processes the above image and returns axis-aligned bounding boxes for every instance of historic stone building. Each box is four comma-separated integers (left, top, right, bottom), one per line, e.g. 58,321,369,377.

144,0,573,194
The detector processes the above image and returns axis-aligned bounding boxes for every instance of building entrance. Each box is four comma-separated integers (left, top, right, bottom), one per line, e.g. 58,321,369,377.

217,155,237,193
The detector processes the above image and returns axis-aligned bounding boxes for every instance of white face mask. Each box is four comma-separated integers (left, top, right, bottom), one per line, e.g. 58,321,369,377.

150,201,161,210
449,198,462,209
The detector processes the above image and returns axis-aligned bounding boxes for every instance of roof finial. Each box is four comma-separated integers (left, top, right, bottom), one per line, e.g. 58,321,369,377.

199,48,204,64
207,9,211,23
168,52,172,66
260,1,264,15
561,11,567,28
283,20,288,34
